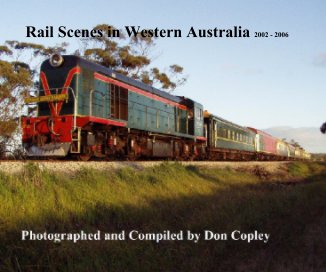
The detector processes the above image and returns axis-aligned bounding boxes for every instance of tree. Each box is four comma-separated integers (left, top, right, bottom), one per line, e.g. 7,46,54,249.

0,45,32,137
320,122,326,134
290,139,301,148
79,24,187,91
0,41,68,154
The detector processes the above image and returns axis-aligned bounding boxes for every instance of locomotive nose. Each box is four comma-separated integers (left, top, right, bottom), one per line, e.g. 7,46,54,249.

49,53,64,67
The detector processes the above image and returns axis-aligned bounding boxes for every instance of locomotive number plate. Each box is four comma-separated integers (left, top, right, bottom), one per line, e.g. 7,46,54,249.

25,93,68,103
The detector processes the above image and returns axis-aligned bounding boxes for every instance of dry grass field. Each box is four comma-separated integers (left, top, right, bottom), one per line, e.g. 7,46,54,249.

0,161,325,271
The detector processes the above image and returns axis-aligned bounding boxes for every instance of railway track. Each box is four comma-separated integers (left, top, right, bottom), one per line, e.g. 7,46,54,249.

0,160,290,174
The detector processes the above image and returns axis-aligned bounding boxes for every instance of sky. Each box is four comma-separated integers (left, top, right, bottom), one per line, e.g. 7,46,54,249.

1,0,326,130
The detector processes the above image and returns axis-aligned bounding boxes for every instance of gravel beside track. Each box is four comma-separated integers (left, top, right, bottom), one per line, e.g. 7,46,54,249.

0,160,290,174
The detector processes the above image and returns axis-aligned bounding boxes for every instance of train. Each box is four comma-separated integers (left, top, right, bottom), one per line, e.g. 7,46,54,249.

21,54,310,161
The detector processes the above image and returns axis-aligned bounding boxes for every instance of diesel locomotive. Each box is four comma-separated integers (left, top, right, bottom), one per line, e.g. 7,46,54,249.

22,54,310,161
22,54,206,160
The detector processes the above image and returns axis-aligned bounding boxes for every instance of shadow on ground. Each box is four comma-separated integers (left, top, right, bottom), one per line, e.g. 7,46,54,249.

0,168,325,272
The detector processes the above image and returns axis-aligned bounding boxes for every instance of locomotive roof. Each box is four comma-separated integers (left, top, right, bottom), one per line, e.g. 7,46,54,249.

204,111,253,133
41,55,200,107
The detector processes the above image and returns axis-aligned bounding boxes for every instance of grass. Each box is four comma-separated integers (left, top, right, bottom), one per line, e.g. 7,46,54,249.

0,161,325,271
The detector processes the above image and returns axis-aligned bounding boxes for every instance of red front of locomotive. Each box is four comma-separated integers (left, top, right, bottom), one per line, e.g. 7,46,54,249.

22,116,75,156
22,54,79,157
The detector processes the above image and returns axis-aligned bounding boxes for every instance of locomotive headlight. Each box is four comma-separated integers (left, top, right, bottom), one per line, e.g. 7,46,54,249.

49,53,64,67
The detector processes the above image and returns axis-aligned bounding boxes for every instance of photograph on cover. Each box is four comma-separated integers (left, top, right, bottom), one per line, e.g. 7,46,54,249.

0,0,325,271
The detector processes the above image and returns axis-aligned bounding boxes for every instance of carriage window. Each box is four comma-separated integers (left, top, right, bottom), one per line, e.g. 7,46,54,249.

218,127,222,137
